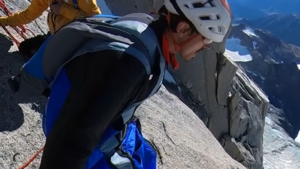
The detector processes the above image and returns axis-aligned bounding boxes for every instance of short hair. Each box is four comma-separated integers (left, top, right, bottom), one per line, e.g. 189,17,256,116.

158,5,197,34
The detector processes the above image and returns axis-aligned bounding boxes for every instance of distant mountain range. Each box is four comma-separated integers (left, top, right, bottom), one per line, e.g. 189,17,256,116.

244,14,300,47
228,2,267,20
227,0,300,52
225,24,300,138
228,0,300,20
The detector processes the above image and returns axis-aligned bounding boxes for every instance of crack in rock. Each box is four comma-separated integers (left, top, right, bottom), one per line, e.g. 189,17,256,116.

271,144,289,154
13,152,20,162
161,122,176,145
150,139,163,165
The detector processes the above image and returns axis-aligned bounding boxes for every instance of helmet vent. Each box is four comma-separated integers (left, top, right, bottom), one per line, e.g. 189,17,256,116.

218,26,224,32
199,14,220,20
199,16,210,20
192,2,205,8
192,0,215,8
209,26,225,33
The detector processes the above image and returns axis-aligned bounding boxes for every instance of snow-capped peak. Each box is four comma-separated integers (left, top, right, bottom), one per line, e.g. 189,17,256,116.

243,27,259,37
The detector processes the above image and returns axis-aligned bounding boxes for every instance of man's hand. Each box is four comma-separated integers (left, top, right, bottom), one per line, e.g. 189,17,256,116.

50,0,62,15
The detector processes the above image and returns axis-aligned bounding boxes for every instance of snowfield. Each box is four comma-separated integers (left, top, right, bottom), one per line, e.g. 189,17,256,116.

243,27,259,38
224,38,253,62
296,131,300,143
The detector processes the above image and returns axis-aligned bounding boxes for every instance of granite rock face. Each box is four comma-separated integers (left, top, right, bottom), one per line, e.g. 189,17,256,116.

135,86,247,169
165,55,269,169
263,113,300,169
0,0,299,169
0,0,245,169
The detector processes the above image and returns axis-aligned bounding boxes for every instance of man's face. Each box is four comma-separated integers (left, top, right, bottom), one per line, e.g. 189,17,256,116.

179,35,210,61
174,21,211,61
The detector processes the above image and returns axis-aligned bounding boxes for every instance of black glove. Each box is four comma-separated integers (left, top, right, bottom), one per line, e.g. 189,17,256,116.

7,74,21,93
18,35,47,62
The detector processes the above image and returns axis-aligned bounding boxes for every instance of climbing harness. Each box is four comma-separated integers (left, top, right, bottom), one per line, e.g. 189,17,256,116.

0,0,35,46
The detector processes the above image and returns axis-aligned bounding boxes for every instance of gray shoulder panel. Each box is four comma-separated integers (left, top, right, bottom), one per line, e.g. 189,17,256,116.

43,18,151,80
43,27,90,80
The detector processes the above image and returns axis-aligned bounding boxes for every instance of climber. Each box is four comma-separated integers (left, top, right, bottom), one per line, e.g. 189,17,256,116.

9,0,232,169
0,0,101,60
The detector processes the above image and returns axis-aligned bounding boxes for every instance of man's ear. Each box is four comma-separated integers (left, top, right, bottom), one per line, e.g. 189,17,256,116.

176,21,192,38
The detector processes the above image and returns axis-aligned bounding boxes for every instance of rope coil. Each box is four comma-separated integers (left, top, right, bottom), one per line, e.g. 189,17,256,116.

0,0,35,46
0,1,41,168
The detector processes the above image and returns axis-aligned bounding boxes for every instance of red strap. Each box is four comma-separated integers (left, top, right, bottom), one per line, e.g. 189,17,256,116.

17,146,44,169
1,25,20,45
0,0,35,46
162,33,179,70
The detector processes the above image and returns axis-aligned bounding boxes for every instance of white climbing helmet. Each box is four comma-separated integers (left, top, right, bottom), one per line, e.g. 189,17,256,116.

164,0,232,43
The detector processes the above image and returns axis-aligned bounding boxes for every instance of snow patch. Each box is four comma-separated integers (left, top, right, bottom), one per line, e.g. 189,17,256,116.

296,131,300,143
246,70,265,80
265,116,274,125
224,38,253,62
243,27,259,37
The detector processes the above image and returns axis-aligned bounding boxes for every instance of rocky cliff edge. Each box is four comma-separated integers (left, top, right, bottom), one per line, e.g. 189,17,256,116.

0,0,299,169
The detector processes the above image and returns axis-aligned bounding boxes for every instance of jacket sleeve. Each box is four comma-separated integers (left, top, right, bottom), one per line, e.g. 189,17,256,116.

60,0,101,20
0,0,49,26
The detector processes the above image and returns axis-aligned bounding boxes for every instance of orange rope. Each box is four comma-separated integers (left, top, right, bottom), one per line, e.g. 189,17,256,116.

0,0,41,167
0,0,35,46
17,146,44,169
1,25,20,45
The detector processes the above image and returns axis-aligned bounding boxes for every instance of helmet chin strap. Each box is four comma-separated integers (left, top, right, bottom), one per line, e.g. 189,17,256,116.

162,30,179,70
